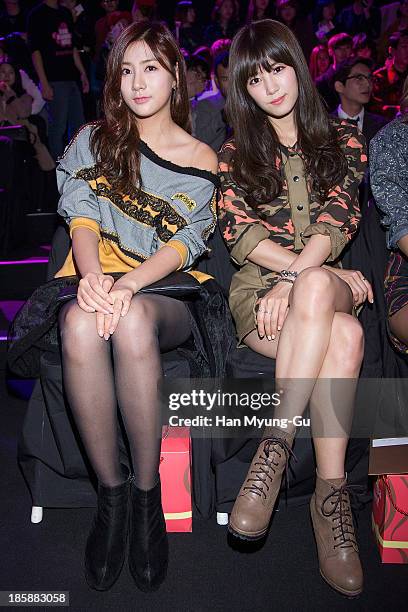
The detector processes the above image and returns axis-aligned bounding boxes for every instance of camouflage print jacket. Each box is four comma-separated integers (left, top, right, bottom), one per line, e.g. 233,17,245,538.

217,118,367,268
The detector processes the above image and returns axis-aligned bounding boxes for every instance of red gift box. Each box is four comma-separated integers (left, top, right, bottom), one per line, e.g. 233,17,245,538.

159,426,192,533
372,474,408,564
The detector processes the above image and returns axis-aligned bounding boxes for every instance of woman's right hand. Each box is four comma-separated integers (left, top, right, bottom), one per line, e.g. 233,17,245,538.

256,280,292,340
77,272,115,314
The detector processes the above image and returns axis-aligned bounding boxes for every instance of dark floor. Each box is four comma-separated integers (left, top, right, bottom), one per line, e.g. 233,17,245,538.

1,383,407,612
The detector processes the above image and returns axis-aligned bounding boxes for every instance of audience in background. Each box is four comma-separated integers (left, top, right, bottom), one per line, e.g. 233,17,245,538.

0,0,406,219
371,29,408,118
27,0,89,160
246,0,274,24
378,0,408,59
275,0,316,62
337,0,381,39
0,57,54,171
174,1,202,54
309,43,331,81
94,0,131,61
204,0,240,46
0,0,27,37
317,32,353,111
333,55,387,149
352,32,377,63
313,0,337,42
186,53,211,100
192,50,229,152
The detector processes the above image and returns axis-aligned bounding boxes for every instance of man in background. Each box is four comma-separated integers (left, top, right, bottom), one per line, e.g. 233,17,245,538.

192,50,229,153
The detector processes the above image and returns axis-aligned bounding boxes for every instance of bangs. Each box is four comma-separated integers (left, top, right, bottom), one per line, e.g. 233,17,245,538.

146,41,174,74
232,27,294,83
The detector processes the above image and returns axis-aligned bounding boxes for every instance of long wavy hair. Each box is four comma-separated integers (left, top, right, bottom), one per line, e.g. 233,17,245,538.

226,19,347,210
90,22,191,196
0,57,25,97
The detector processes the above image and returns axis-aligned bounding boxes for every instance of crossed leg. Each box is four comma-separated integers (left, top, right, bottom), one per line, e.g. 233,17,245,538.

243,267,364,478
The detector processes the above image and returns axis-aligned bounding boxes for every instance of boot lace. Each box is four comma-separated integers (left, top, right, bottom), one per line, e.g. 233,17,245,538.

243,436,295,500
321,484,364,550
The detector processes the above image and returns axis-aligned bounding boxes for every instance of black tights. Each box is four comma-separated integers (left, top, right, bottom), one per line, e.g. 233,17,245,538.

58,294,192,490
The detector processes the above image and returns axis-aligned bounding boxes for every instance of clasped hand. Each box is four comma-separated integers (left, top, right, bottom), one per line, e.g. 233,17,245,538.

256,266,374,341
77,272,135,339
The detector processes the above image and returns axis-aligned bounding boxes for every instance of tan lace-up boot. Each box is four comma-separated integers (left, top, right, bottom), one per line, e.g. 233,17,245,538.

228,426,296,540
310,473,363,597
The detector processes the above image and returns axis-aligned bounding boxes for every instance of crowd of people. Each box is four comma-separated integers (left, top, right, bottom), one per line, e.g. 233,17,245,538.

0,1,408,163
4,0,408,604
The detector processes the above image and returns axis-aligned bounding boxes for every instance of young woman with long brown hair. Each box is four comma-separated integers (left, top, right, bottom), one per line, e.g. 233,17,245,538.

218,19,370,597
8,21,218,592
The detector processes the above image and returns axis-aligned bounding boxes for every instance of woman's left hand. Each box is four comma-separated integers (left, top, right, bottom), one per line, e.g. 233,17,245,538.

96,277,135,339
327,267,374,306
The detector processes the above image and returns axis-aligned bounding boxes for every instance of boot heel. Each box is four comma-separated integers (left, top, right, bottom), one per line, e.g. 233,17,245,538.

229,427,295,542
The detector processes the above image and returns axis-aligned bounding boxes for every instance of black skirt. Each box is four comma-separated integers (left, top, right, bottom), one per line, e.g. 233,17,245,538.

7,275,235,380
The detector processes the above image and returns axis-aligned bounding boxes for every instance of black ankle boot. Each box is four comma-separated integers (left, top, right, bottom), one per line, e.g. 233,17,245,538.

128,477,168,592
85,466,132,591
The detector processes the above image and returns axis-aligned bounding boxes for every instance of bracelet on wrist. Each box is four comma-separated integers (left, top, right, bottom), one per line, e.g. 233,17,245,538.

279,269,298,280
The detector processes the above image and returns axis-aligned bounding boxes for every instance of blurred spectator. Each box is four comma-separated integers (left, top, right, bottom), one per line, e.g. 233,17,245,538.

275,0,316,61
210,37,231,59
174,1,202,54
380,1,400,37
193,45,212,66
0,57,54,170
132,0,157,21
0,32,35,80
333,56,387,143
313,0,338,42
94,0,131,61
370,29,408,117
186,53,210,100
131,1,148,23
336,0,381,40
27,0,89,159
309,43,331,82
197,38,231,99
0,0,27,37
0,57,32,124
378,0,408,62
204,0,240,47
316,32,353,111
246,0,275,24
59,0,95,56
352,32,377,64
192,50,229,152
0,54,45,115
95,11,132,85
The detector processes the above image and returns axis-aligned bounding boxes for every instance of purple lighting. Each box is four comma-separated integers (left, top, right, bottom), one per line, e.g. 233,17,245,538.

0,258,48,265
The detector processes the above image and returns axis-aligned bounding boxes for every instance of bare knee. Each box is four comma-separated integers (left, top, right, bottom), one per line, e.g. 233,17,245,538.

330,313,364,373
291,267,336,317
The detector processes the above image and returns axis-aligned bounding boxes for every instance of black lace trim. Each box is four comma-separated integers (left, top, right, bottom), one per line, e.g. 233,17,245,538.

139,140,220,187
75,167,187,243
